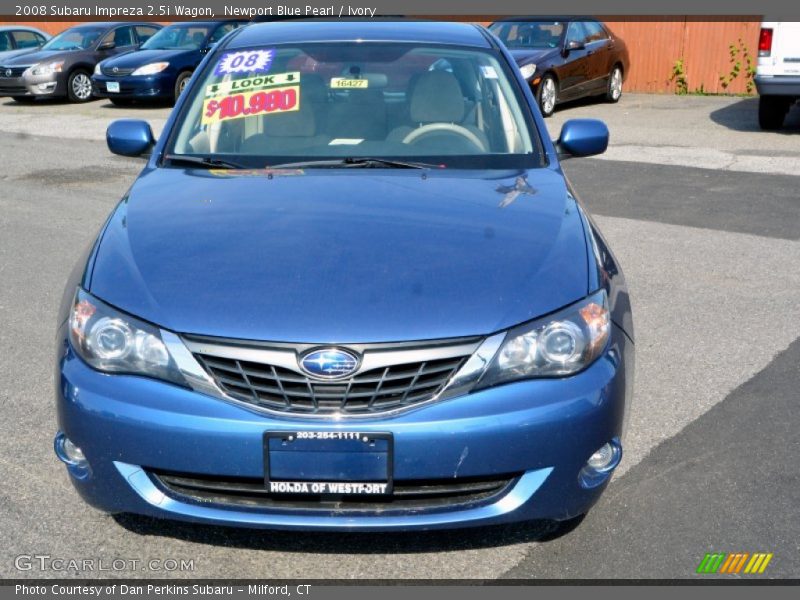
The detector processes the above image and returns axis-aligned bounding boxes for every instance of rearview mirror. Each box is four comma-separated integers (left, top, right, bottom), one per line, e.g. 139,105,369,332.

556,119,609,159
107,119,155,157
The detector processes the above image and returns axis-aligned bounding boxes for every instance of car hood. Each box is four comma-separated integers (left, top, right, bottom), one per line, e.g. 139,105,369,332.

509,48,560,66
103,48,195,69
0,48,39,63
89,168,589,343
3,48,77,65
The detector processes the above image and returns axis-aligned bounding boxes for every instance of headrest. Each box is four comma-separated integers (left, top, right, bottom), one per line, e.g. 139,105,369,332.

409,70,464,123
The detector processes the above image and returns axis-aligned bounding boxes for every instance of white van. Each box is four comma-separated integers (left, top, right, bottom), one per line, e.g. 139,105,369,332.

755,21,800,129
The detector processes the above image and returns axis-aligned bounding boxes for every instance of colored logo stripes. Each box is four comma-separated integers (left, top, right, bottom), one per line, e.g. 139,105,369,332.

696,552,773,574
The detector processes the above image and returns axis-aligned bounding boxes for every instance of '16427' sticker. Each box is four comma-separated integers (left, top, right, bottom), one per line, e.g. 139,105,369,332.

201,86,300,125
213,49,274,76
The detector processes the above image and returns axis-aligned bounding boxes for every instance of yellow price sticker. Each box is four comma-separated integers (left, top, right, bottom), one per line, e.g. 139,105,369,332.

202,86,300,125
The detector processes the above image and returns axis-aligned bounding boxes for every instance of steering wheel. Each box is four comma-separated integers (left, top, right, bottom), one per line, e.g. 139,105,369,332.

402,123,487,153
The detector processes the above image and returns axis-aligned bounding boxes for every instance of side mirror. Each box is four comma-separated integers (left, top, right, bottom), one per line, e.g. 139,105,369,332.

201,42,218,54
563,40,585,54
556,119,609,159
106,119,155,157
98,40,115,51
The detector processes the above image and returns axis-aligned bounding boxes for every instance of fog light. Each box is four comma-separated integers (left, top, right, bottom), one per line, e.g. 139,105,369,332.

63,438,85,463
579,438,622,488
588,443,617,471
54,432,90,478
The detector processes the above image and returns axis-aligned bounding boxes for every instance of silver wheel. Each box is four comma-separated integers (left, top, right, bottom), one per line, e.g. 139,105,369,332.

609,67,623,101
540,76,556,116
178,77,189,94
71,73,92,101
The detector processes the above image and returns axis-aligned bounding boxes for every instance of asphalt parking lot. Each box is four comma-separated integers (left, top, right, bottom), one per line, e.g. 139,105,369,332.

1,93,798,579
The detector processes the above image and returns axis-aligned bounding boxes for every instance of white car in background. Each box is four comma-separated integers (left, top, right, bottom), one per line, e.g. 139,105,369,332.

0,26,50,63
754,21,800,129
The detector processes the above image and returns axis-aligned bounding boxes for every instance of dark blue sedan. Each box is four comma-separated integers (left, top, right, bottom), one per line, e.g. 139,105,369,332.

92,20,247,104
55,21,634,531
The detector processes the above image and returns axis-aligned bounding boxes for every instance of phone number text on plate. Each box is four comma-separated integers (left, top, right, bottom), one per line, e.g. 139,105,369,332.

201,85,299,125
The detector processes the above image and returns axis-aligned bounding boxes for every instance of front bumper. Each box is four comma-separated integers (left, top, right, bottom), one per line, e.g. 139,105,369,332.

92,73,173,99
0,72,60,97
55,323,633,531
755,75,800,97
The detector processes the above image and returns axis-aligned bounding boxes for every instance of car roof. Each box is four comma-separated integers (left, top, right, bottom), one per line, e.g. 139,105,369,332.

64,22,157,30
162,20,245,27
0,25,49,33
228,21,491,50
490,16,597,24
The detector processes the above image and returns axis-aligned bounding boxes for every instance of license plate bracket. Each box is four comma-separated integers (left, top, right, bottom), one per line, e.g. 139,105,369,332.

264,431,393,496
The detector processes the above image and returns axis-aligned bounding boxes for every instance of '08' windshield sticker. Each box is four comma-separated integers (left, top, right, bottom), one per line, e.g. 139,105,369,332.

213,49,274,77
202,85,300,125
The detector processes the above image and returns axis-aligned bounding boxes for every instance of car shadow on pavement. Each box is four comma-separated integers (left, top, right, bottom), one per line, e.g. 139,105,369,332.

111,513,584,553
709,96,800,132
97,100,173,110
551,94,610,116
0,98,81,107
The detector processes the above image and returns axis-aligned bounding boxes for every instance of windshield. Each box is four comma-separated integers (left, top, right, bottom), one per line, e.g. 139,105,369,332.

489,21,565,49
142,24,212,50
169,42,542,169
42,26,104,51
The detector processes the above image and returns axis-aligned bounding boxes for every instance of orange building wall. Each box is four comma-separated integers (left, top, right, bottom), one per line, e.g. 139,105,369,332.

603,19,761,94
2,18,763,95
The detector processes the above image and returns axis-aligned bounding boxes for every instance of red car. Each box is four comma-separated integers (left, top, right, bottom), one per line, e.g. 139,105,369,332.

490,17,630,117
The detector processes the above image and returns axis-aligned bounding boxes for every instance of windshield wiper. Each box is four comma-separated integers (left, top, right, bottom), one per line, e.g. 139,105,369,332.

162,154,247,170
268,157,443,170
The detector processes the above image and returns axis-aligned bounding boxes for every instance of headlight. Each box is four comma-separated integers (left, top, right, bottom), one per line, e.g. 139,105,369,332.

519,63,537,80
29,61,64,76
68,288,186,386
94,62,102,75
477,290,610,388
131,62,169,76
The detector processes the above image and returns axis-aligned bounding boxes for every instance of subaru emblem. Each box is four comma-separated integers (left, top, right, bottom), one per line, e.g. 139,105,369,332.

300,348,359,379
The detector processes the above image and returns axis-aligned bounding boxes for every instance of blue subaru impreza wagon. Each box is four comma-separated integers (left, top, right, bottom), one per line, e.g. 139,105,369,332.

55,21,634,531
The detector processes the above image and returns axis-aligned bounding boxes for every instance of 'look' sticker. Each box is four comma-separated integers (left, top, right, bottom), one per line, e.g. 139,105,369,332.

213,49,274,76
206,72,300,97
202,85,300,125
330,77,369,89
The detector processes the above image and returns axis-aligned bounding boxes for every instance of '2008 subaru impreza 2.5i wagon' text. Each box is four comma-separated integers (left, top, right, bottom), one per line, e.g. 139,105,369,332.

55,21,634,531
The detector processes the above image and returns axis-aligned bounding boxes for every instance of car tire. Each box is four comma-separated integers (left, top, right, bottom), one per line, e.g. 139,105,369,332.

174,71,192,104
11,96,37,104
536,74,558,118
758,95,789,130
67,70,93,103
606,65,623,103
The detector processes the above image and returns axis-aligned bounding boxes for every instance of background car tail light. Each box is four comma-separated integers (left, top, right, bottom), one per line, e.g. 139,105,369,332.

758,28,773,57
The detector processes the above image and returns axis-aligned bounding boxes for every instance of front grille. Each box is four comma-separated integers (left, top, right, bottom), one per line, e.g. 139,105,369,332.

0,66,28,78
151,470,518,512
195,353,467,415
0,85,27,94
102,66,135,77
